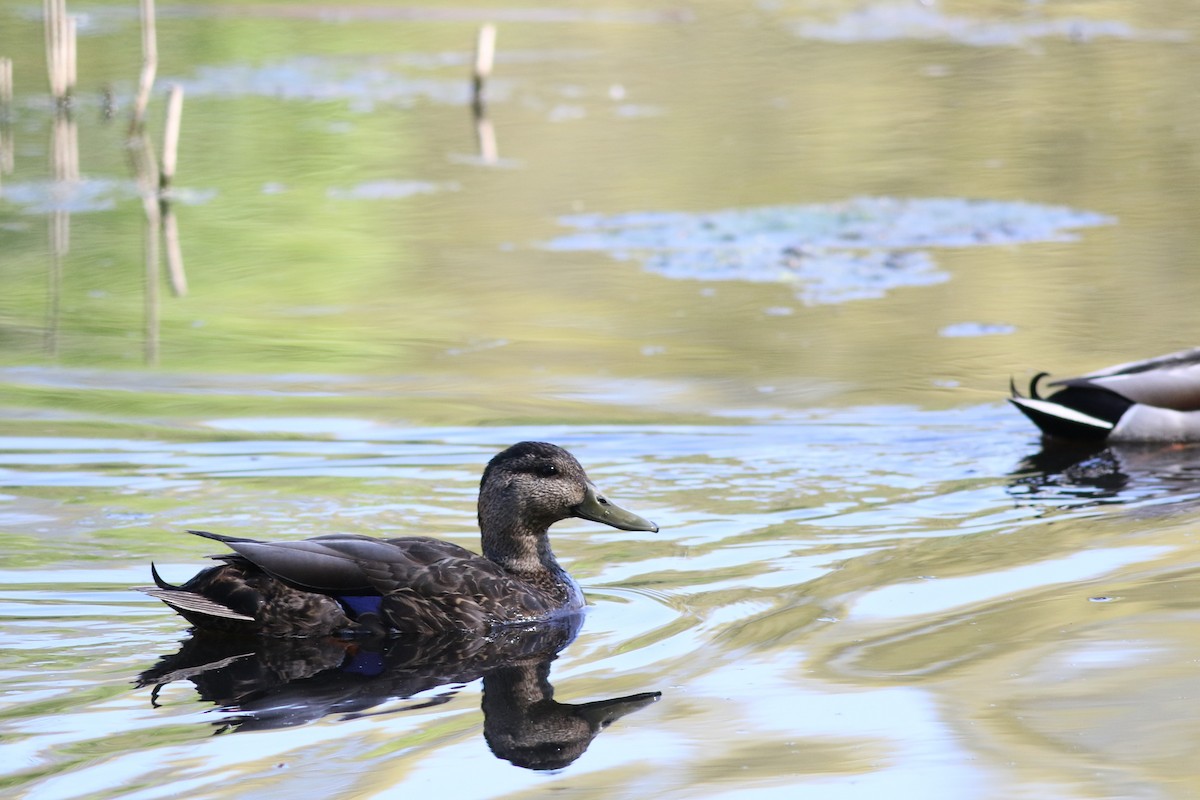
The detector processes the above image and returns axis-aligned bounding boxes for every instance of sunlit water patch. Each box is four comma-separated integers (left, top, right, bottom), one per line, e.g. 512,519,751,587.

545,197,1112,305
846,545,1173,623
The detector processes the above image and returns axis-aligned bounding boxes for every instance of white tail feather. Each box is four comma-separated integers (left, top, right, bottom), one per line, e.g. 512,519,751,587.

1009,396,1114,431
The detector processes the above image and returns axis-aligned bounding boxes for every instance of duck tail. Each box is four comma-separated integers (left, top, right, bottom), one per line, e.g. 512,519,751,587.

186,528,258,544
1009,369,1130,439
137,563,257,624
1029,371,1049,399
1011,372,1051,400
150,562,177,591
1008,394,1113,439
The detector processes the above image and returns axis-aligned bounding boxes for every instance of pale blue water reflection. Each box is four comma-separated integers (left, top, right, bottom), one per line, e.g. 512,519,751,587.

4,404,1200,797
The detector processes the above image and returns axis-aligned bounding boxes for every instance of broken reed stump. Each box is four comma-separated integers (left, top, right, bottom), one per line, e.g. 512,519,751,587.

471,23,496,115
160,84,183,190
470,24,498,164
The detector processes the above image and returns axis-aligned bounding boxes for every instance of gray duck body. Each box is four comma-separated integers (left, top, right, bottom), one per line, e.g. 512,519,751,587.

139,442,658,636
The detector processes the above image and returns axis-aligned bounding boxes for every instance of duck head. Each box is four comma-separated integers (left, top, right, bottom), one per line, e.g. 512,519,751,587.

477,442,657,571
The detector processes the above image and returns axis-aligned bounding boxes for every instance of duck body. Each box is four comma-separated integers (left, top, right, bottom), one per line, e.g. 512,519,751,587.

140,442,658,637
147,531,580,637
1009,347,1200,442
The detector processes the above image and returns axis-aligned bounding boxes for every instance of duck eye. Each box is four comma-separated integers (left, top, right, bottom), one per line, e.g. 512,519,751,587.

535,462,558,477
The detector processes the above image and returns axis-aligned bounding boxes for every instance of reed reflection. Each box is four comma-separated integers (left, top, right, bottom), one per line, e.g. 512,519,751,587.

136,618,660,771
0,57,12,185
42,0,78,358
27,0,189,364
128,75,188,363
45,102,77,358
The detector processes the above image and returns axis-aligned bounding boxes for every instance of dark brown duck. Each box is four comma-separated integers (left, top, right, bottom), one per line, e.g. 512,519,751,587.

139,442,658,637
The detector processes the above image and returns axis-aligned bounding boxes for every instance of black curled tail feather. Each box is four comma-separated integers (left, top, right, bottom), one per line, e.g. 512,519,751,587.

150,562,177,591
1029,372,1050,399
1010,372,1051,400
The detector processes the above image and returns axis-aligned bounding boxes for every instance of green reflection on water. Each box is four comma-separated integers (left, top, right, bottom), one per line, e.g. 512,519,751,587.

1,0,1197,415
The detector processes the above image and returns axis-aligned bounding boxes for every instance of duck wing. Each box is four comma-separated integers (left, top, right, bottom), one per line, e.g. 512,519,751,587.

190,529,484,594
189,530,558,634
1052,347,1200,411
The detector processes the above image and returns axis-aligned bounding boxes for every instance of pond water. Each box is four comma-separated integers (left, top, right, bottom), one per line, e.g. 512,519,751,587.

3,1,1200,798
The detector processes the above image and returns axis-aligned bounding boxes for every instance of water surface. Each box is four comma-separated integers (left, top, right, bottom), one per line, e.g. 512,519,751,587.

3,1,1200,798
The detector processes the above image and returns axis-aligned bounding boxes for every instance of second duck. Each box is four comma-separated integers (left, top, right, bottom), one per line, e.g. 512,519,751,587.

1009,347,1200,442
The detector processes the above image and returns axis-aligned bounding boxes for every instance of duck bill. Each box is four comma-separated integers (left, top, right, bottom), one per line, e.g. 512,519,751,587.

572,482,658,532
577,691,662,729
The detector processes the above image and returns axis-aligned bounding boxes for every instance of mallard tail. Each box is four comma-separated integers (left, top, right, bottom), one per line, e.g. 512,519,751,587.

1009,373,1127,440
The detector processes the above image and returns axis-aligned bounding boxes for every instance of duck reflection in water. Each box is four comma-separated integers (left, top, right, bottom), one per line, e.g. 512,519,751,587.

1009,439,1200,506
136,616,660,771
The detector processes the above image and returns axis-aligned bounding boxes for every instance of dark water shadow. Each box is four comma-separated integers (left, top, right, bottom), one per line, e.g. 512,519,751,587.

135,618,660,771
1008,440,1200,510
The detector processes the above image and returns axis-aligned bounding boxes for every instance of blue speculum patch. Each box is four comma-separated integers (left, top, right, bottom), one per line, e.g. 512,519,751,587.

545,197,1113,305
338,594,383,619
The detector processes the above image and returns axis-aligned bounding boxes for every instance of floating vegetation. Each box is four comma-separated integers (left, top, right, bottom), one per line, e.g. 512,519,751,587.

166,47,622,112
0,177,137,214
939,322,1017,338
547,197,1113,305
792,4,1188,47
0,178,214,214
173,57,479,109
167,52,544,110
326,179,456,201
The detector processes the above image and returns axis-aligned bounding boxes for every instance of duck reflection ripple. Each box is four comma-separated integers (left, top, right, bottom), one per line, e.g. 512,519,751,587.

135,617,660,771
1008,440,1200,509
